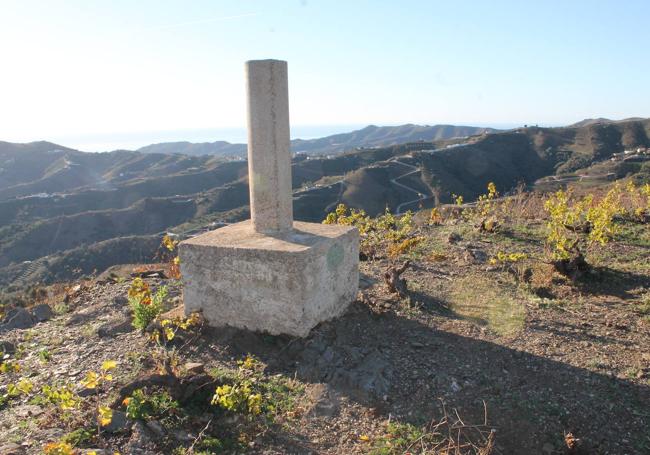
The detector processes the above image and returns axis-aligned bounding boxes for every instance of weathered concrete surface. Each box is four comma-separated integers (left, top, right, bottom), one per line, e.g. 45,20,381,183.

179,221,359,337
246,59,293,234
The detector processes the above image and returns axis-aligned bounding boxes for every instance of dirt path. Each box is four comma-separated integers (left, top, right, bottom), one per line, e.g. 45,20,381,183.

390,159,432,214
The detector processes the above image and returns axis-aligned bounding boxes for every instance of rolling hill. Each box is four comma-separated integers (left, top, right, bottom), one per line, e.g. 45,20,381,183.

1,118,649,288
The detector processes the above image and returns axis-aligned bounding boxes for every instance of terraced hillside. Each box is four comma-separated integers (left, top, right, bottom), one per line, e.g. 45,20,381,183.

1,118,649,288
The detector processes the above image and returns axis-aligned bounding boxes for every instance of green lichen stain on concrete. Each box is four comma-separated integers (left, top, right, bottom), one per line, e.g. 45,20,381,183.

327,243,344,271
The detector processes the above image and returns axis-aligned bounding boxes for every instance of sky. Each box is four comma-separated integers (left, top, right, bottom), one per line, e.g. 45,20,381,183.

1,0,649,151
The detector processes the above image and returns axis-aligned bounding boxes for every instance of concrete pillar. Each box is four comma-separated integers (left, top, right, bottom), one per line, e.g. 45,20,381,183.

245,59,293,234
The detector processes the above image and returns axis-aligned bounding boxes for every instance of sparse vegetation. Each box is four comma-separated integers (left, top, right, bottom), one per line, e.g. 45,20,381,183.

324,203,417,258
1,160,649,453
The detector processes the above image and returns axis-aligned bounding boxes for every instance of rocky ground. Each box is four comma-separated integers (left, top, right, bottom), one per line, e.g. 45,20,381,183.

0,213,649,454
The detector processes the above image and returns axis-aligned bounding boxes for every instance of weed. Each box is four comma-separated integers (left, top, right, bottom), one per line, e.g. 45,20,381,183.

128,278,167,330
61,427,96,446
445,275,526,336
210,355,303,421
53,302,70,315
39,348,52,363
124,388,179,420
43,441,75,455
369,422,433,455
80,359,118,432
387,236,425,258
40,384,80,410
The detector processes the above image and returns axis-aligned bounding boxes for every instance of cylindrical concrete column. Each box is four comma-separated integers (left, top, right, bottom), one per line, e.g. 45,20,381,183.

245,59,293,234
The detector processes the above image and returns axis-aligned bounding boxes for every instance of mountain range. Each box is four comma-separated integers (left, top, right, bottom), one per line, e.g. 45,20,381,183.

1,118,649,289
136,124,498,157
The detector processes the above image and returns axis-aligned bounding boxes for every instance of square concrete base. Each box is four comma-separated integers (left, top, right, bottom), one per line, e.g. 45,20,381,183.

178,220,359,337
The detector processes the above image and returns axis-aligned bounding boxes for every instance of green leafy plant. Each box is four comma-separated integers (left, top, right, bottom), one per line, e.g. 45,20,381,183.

42,441,76,455
211,382,262,416
128,278,167,330
0,359,20,374
123,388,179,420
41,384,80,410
490,251,528,265
210,355,302,421
61,427,96,447
80,360,118,431
39,349,52,363
149,312,202,345
625,181,650,222
7,377,34,396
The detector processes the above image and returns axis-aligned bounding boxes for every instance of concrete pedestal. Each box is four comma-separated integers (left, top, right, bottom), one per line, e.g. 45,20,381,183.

179,221,359,337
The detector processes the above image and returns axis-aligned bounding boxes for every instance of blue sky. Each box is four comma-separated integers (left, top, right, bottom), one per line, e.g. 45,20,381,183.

1,0,649,149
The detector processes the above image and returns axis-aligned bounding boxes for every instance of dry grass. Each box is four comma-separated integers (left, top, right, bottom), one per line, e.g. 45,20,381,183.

435,274,526,337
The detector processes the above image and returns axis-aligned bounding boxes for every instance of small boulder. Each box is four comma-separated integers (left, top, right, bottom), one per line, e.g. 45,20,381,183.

102,410,132,433
145,420,165,437
184,362,205,375
113,296,128,307
1,308,34,330
31,304,54,322
447,232,462,244
0,340,16,354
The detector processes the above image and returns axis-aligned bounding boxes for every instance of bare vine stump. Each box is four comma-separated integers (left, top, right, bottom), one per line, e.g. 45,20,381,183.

383,261,411,298
553,250,590,279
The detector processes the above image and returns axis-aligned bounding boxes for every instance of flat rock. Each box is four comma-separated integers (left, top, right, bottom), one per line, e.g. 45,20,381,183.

14,404,43,418
184,362,205,374
125,421,157,455
97,319,133,338
170,428,196,442
0,442,23,455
